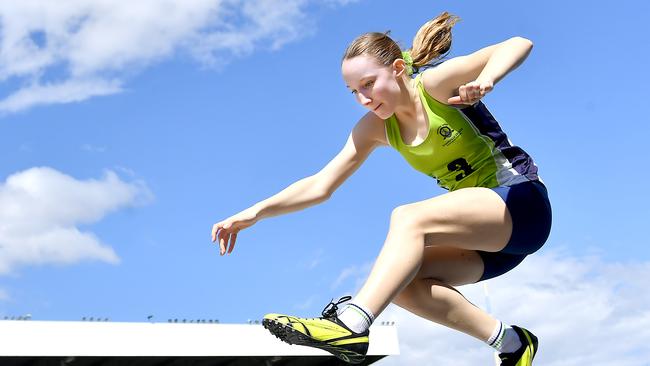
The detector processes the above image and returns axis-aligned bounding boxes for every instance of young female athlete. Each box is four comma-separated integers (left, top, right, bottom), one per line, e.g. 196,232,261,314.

211,12,551,366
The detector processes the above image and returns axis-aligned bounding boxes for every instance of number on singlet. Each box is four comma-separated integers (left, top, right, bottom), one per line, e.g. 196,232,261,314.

447,158,475,181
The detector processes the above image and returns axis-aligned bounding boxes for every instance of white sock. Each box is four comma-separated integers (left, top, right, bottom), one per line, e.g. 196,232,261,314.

486,321,522,354
337,302,375,334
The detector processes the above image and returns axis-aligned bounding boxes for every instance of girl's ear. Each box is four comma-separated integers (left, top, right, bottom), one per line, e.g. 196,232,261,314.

392,58,407,77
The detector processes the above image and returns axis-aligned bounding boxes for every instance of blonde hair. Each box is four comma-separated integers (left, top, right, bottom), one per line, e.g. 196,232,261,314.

342,12,460,74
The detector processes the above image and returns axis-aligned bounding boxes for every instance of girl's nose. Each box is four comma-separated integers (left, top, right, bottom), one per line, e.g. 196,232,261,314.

357,92,372,106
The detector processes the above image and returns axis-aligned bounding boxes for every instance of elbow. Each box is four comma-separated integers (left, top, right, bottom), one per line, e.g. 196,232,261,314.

320,187,334,202
311,179,333,203
309,174,335,202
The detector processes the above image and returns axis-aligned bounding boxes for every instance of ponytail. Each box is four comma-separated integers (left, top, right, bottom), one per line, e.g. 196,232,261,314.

342,11,460,74
407,12,460,72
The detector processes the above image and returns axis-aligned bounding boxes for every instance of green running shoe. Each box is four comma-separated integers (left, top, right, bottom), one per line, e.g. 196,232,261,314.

498,326,539,366
263,296,369,364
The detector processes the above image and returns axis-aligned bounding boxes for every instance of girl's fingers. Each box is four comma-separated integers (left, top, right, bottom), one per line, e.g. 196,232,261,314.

465,86,478,102
219,228,230,255
212,218,246,256
228,232,238,254
448,80,495,105
459,85,468,102
211,224,220,242
219,233,226,255
466,85,483,103
211,220,243,256
447,96,462,104
448,90,476,105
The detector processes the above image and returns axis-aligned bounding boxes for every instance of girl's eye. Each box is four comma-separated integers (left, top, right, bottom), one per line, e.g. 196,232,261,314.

350,80,373,94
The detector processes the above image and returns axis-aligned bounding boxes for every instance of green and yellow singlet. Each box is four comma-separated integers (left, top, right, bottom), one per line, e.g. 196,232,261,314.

384,74,539,191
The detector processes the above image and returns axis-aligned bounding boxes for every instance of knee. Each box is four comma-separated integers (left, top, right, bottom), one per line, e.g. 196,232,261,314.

389,204,422,231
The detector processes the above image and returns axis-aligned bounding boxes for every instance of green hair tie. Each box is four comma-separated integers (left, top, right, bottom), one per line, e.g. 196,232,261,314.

401,51,414,76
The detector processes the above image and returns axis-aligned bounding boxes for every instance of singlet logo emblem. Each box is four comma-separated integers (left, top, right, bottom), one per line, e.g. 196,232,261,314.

437,125,453,139
437,124,463,147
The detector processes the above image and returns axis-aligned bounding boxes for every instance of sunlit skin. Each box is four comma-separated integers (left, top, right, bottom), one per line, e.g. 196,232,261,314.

342,56,410,121
342,55,492,145
210,54,492,253
211,35,535,252
211,36,536,348
209,55,493,253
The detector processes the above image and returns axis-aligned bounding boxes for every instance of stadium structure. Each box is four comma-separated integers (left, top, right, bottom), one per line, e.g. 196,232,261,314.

0,319,399,365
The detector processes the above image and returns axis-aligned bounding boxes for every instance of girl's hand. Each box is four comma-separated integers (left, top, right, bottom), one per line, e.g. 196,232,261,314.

447,79,494,106
211,207,259,256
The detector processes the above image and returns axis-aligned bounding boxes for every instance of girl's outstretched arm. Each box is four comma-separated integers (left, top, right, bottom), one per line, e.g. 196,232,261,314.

212,112,386,255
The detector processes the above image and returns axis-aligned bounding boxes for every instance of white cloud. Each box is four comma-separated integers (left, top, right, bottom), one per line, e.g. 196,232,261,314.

294,294,318,311
0,167,152,275
197,0,310,57
330,262,372,291
0,77,121,113
0,0,348,113
325,0,360,5
298,248,325,271
333,249,650,366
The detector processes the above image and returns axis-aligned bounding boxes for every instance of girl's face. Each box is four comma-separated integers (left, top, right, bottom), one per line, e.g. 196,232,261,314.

341,55,404,119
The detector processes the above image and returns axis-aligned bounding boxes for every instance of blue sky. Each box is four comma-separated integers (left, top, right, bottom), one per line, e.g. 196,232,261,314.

1,1,649,364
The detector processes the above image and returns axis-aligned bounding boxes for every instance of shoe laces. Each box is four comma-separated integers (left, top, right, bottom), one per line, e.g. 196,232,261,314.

320,295,352,320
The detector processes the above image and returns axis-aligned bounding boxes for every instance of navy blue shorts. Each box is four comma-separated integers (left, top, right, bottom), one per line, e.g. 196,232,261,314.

476,180,552,281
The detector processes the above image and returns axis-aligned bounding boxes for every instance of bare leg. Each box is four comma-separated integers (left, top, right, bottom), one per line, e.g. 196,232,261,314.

390,246,497,341
351,187,511,338
394,278,497,341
